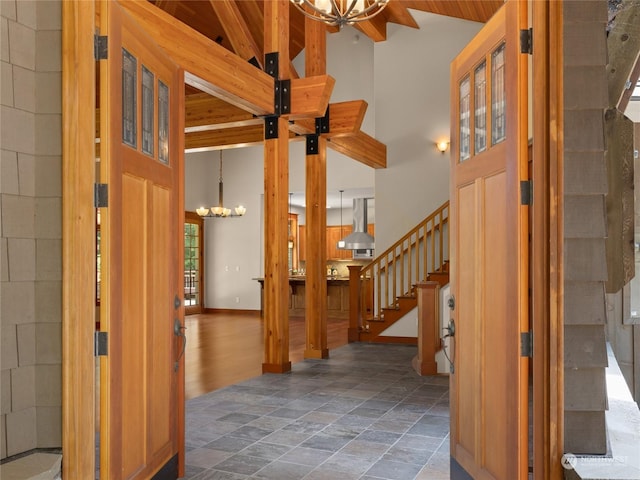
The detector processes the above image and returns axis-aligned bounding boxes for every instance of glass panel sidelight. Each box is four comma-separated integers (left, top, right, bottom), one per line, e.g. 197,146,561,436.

158,80,169,165
491,42,506,145
122,48,137,148
459,75,471,162
474,61,487,154
141,66,154,157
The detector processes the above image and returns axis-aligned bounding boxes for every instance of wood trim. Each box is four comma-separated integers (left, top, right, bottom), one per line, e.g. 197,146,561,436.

62,1,96,478
532,0,563,478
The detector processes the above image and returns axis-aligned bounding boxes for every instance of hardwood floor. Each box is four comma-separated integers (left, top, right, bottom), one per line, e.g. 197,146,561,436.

184,311,349,399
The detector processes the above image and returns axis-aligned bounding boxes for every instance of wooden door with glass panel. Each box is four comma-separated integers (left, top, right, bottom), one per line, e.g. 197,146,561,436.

449,1,529,479
98,1,185,478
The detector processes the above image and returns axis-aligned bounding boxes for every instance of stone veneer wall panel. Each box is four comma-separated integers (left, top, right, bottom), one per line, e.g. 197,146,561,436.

563,0,609,455
0,0,62,460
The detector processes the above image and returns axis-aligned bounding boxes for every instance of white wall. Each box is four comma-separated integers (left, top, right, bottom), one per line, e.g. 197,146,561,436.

186,148,264,309
374,12,482,252
185,13,483,311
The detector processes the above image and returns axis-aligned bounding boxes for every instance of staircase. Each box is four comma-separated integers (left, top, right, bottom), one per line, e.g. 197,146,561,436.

348,201,449,343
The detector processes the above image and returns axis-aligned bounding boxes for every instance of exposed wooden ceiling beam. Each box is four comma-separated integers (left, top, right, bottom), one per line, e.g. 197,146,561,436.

401,0,502,23
353,14,388,42
185,124,266,151
209,0,264,68
183,73,334,133
122,0,274,115
289,75,335,120
328,131,387,169
385,1,420,29
289,100,368,136
185,93,259,132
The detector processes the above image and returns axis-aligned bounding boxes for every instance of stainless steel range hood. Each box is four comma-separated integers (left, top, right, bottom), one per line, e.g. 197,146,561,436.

338,198,375,250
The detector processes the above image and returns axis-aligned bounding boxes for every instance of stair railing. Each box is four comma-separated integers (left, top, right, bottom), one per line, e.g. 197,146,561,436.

349,201,449,333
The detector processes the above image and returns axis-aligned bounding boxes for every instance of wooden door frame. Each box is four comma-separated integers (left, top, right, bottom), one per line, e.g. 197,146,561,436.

185,212,205,315
531,1,564,478
62,1,97,478
62,1,564,478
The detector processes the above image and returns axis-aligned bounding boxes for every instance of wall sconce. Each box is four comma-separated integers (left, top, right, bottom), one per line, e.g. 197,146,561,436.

436,141,450,154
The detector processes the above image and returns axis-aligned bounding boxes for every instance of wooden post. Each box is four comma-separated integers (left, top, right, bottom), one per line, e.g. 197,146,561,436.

262,0,291,373
304,137,329,358
412,281,439,375
303,15,329,359
348,265,363,342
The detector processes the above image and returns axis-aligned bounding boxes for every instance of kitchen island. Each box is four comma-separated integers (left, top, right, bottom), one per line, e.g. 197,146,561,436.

254,276,350,319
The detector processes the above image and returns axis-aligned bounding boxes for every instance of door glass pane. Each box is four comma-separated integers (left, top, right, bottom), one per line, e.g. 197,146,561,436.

491,42,506,145
459,75,471,162
142,66,154,157
474,61,487,154
184,223,200,307
158,80,169,165
122,48,137,148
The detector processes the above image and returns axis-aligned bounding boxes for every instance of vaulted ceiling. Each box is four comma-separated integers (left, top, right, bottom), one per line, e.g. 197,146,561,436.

147,0,503,157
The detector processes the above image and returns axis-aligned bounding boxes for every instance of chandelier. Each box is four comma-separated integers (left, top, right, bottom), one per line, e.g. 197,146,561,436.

290,0,389,27
196,151,246,218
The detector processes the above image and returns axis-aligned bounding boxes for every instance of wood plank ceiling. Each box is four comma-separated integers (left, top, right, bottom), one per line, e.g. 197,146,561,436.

149,0,503,163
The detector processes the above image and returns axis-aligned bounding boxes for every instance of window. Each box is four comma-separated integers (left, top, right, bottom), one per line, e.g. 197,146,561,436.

184,212,204,315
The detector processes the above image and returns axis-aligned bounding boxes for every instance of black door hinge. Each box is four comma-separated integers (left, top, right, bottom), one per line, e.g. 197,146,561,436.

520,28,532,55
94,183,108,208
521,331,533,357
520,180,532,206
95,331,108,356
94,35,108,60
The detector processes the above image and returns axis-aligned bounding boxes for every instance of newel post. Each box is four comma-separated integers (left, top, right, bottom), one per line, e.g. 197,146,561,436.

348,265,362,342
412,281,440,375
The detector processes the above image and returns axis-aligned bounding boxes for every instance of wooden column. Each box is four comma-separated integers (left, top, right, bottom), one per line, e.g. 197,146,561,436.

348,265,363,342
304,15,329,359
412,281,439,376
304,137,329,358
262,0,291,373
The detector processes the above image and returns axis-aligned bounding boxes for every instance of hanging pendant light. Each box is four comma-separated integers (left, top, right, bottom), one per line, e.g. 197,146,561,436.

290,0,389,28
197,150,246,218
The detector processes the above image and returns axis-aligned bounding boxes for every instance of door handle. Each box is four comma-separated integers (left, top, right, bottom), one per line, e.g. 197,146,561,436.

442,319,455,374
173,318,186,372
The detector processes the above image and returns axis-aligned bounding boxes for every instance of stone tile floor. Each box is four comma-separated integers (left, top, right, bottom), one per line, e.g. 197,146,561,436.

183,343,450,480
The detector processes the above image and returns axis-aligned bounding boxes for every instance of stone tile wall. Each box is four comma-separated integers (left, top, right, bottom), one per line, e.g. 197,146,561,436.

0,0,62,459
563,0,609,455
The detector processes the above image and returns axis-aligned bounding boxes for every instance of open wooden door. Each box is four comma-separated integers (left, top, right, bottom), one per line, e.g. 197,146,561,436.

449,1,529,479
98,1,185,478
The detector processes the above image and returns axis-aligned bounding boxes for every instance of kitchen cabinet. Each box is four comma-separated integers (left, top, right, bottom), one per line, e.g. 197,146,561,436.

299,224,374,261
254,277,350,319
